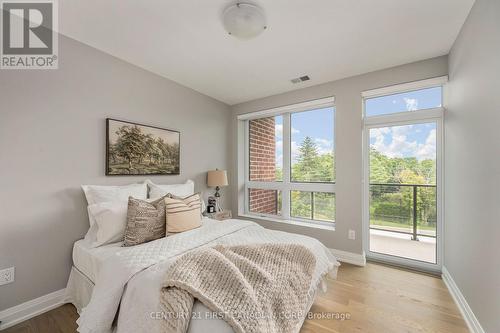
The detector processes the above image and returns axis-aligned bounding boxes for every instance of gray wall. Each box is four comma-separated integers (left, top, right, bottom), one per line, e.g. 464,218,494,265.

230,56,448,253
0,35,231,311
446,0,500,331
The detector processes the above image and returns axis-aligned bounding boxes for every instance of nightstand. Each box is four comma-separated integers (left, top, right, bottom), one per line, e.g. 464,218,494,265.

205,210,232,221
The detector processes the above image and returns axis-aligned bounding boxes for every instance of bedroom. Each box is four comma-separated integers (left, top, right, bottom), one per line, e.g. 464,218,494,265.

0,0,498,332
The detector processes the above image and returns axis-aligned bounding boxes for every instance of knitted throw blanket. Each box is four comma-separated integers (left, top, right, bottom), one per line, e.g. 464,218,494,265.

160,243,317,333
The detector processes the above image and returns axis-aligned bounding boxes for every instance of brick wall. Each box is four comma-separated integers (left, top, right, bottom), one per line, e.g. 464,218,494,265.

249,117,277,214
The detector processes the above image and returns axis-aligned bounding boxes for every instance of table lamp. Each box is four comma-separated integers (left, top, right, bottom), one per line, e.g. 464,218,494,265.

207,169,228,211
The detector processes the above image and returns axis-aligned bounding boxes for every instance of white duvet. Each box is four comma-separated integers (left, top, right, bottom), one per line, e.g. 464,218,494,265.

77,219,339,333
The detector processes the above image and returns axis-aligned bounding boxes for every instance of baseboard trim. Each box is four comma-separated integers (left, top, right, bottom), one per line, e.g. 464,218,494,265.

330,249,366,266
442,267,485,333
0,288,66,331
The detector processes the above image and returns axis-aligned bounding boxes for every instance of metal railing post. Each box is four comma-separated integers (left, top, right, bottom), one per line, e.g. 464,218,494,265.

412,185,419,241
311,192,314,220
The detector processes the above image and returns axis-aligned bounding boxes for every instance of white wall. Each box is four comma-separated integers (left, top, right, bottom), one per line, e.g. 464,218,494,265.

230,56,448,254
446,0,500,331
0,35,231,311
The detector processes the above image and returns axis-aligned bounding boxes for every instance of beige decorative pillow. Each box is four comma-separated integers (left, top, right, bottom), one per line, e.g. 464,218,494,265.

123,196,166,247
165,193,202,234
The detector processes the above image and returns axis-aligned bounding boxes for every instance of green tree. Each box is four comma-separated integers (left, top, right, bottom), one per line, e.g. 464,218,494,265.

298,136,318,166
275,167,283,181
369,147,437,230
293,136,320,181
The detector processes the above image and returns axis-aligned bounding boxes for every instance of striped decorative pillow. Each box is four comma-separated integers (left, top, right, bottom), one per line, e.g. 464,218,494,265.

165,193,202,234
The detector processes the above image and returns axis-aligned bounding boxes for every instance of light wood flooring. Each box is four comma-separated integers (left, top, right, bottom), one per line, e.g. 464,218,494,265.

3,262,468,333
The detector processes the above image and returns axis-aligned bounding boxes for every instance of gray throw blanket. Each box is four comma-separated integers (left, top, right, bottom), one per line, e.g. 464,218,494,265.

160,243,317,333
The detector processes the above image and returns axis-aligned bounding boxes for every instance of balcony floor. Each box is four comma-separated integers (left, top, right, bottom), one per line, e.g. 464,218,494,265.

370,229,436,263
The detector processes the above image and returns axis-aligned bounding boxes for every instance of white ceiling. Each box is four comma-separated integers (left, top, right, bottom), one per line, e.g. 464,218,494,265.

59,0,474,105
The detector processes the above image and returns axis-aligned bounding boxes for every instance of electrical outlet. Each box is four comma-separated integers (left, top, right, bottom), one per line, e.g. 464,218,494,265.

0,267,15,286
348,229,356,240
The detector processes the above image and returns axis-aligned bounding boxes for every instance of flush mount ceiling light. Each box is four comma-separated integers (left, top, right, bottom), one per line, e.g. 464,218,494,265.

222,2,267,40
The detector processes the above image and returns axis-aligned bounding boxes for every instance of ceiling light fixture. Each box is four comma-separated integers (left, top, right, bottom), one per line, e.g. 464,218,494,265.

222,2,267,40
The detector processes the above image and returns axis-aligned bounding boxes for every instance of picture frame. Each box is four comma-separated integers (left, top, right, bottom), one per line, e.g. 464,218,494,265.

106,118,180,176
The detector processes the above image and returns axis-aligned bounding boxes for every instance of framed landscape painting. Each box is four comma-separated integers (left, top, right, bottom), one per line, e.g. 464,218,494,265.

106,118,180,175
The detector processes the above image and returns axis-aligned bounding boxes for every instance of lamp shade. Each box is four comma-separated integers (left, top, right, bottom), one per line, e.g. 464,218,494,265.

207,170,228,187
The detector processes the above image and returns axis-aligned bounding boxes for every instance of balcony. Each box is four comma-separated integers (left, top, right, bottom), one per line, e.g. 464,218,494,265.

369,183,437,263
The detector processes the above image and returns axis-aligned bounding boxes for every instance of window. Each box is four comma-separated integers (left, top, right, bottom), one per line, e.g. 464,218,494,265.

365,86,442,117
291,108,334,182
362,76,445,267
241,97,336,225
248,189,282,216
291,191,335,222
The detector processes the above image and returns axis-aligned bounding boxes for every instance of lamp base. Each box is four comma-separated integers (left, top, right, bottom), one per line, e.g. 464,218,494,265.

215,199,223,212
214,186,223,212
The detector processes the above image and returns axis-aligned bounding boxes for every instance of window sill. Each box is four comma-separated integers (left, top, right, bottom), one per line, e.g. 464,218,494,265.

238,213,336,231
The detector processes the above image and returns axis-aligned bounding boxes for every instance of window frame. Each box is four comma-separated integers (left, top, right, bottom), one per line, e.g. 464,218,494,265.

238,97,336,227
361,76,446,273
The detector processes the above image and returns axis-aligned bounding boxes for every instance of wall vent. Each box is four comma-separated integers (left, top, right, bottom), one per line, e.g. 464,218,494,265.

291,75,310,84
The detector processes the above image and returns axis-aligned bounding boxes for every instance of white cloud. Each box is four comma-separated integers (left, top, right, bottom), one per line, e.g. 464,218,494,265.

371,125,435,161
291,141,299,162
277,136,332,164
371,125,416,158
274,124,299,138
416,129,436,160
275,154,283,167
314,138,333,155
404,98,418,111
275,124,283,138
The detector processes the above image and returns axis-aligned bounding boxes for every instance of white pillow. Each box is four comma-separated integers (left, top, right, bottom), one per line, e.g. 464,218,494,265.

146,179,206,213
84,222,98,242
88,201,128,247
81,183,148,205
146,179,195,199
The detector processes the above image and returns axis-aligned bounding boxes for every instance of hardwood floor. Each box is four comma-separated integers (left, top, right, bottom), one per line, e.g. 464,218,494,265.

2,304,78,333
2,263,468,333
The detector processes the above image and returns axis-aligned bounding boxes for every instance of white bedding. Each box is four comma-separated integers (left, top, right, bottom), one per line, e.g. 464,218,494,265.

76,218,339,333
72,238,123,282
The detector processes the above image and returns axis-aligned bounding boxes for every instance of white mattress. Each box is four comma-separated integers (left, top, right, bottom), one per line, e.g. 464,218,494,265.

72,238,123,282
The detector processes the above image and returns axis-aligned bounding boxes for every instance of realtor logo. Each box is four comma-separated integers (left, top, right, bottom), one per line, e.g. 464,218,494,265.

1,0,58,69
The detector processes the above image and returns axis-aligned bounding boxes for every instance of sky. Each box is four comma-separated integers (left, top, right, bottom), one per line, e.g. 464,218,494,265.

370,123,436,160
273,87,440,166
274,107,334,167
367,87,440,160
365,86,442,116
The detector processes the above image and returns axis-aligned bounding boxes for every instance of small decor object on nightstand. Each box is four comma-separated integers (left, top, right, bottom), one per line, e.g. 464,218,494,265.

207,169,228,212
207,197,216,213
214,210,232,221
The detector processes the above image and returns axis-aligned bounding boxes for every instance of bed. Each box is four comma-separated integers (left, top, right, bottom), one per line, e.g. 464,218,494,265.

64,237,122,313
64,217,339,333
